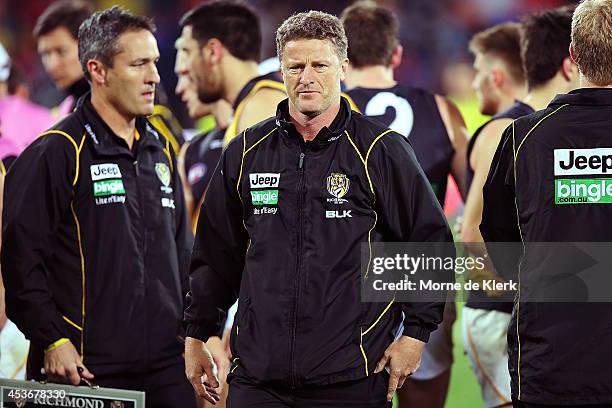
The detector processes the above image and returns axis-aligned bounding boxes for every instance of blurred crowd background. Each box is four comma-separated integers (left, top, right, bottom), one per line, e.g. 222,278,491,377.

0,0,575,130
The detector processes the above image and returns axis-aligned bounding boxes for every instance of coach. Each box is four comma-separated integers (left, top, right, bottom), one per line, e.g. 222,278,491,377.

183,10,452,407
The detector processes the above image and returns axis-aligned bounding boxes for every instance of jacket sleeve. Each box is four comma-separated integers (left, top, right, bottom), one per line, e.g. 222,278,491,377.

480,122,522,281
183,137,249,341
1,134,77,347
370,132,453,343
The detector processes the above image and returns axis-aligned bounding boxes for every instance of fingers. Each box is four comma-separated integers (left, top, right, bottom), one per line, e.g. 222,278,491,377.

65,364,81,386
203,358,220,389
374,352,390,374
78,365,95,380
386,369,401,402
187,370,208,402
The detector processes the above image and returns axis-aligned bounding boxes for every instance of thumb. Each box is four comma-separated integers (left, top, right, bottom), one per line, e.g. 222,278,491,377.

374,353,390,374
203,356,220,388
77,364,95,380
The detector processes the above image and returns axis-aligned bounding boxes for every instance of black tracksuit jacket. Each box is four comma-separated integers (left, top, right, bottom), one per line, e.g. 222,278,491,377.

183,97,452,388
1,94,192,377
481,88,612,405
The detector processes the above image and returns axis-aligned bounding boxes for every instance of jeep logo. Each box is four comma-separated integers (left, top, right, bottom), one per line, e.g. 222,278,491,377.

249,173,280,188
555,148,612,175
90,163,122,181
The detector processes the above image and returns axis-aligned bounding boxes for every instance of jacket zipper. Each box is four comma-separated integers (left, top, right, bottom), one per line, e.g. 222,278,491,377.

290,149,306,388
133,159,149,365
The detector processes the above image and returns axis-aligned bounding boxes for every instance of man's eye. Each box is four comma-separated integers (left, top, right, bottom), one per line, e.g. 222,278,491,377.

288,67,301,74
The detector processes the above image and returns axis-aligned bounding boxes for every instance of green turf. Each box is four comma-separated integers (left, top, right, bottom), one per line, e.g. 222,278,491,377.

392,302,483,408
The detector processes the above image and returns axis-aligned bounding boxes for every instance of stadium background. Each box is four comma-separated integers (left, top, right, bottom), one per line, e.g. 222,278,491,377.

0,0,575,406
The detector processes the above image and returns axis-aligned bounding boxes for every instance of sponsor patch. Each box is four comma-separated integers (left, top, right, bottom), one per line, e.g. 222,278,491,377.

155,163,171,187
254,207,278,215
555,178,612,204
554,148,612,175
249,173,280,188
93,179,125,197
325,210,352,218
90,163,121,181
161,197,176,208
251,189,279,205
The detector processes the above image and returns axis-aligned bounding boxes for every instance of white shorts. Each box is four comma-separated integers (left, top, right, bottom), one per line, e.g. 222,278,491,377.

0,319,29,379
411,302,456,380
461,306,512,408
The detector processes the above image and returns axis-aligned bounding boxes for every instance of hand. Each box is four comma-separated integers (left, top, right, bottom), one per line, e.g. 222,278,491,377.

374,335,426,402
205,336,231,385
44,341,94,385
185,337,221,405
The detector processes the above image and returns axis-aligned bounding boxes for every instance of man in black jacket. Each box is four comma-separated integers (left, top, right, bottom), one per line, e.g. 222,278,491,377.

481,1,612,406
183,10,452,407
2,7,193,407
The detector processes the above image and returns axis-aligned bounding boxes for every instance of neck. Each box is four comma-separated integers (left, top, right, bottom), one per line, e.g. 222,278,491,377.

344,65,396,89
289,100,340,142
223,58,260,106
524,75,572,111
497,82,528,113
212,101,233,129
91,90,136,149
580,74,612,89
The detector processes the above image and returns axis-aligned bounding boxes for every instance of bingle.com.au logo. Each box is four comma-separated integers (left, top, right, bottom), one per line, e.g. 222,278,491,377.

554,149,612,204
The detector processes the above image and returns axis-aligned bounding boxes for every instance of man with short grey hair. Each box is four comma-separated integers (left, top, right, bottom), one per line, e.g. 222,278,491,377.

184,10,452,407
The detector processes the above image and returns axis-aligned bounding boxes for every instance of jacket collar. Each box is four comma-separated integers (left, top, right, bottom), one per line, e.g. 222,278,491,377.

275,96,352,148
550,87,612,107
76,92,163,157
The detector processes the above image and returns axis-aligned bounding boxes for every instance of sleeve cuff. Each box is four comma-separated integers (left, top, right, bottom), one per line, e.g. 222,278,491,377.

402,325,431,343
45,338,70,353
185,325,211,343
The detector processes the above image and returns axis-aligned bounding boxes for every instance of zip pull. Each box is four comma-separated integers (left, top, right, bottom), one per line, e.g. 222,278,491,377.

298,152,305,169
133,160,139,176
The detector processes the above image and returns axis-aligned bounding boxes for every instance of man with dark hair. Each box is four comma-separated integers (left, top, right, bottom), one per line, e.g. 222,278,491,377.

183,9,452,407
178,0,286,145
34,0,184,153
174,29,232,230
460,21,529,408
481,1,612,406
521,5,579,111
340,6,467,405
34,0,92,115
2,7,194,407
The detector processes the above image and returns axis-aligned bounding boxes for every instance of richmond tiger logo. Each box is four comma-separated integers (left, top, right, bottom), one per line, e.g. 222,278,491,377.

327,173,350,199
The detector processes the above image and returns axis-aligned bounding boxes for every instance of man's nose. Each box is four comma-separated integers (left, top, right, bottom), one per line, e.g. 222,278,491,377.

300,65,315,84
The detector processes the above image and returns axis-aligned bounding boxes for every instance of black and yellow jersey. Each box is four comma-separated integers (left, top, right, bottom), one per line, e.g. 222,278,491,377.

344,85,453,206
183,127,225,230
1,93,192,378
481,88,612,405
148,101,185,156
223,72,285,145
184,96,451,387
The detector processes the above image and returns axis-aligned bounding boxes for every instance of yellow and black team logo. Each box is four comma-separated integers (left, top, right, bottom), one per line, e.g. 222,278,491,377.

327,173,350,204
155,163,171,187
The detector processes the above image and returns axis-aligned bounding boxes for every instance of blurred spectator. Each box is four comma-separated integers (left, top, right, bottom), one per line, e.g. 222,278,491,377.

0,42,54,169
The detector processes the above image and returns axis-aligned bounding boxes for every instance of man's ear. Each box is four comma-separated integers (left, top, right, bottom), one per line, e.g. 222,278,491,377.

205,38,224,64
339,58,348,81
561,56,578,82
390,44,403,70
87,59,106,86
490,67,505,88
